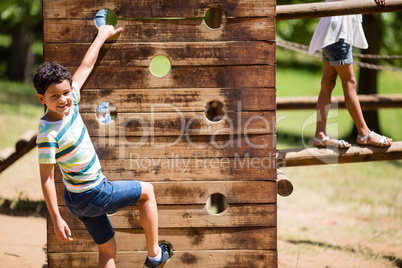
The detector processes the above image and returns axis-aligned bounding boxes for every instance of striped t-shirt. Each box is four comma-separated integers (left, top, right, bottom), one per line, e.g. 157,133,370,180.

36,85,104,193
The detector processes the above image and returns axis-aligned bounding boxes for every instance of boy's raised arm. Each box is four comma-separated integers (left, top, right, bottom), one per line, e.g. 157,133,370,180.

72,25,123,91
39,164,73,241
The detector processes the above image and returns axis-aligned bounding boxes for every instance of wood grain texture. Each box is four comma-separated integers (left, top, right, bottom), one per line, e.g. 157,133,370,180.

82,111,275,136
63,65,275,89
51,204,277,229
91,134,275,159
44,42,275,67
49,250,277,268
43,18,275,43
48,227,276,252
53,155,277,182
78,88,276,113
55,180,277,205
43,0,275,18
43,0,277,265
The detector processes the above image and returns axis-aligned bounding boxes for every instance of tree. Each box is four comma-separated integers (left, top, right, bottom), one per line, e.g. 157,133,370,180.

351,13,382,138
0,0,42,82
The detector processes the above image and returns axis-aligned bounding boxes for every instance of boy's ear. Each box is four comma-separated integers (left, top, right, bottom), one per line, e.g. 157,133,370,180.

37,94,46,104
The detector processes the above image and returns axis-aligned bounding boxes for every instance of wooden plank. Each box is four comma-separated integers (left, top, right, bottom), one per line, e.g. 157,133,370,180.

277,141,402,167
49,250,277,268
51,204,277,229
43,17,275,43
0,137,37,173
79,88,276,113
43,0,275,18
44,42,275,67
82,111,275,137
55,181,277,205
92,134,275,160
66,66,275,89
48,227,276,252
277,94,402,111
277,0,402,21
53,156,277,182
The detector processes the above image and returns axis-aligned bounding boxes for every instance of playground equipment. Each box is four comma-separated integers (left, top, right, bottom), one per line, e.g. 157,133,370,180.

42,0,277,266
0,130,37,173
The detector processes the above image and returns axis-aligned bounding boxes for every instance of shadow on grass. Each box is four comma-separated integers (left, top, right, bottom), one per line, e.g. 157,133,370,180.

0,85,41,107
0,197,46,217
277,131,312,149
286,239,402,267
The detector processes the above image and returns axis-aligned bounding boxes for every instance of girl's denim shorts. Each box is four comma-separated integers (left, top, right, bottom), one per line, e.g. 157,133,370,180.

322,38,353,66
64,178,142,244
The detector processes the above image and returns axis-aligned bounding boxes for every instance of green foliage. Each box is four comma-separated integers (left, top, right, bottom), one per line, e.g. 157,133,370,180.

0,0,41,26
276,1,402,67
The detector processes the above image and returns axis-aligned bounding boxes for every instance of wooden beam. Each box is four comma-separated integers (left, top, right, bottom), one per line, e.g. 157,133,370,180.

277,141,402,167
276,169,293,197
277,0,402,20
277,94,402,110
0,131,37,173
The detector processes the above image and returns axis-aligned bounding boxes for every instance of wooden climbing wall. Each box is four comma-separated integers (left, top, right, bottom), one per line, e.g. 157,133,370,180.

42,0,277,267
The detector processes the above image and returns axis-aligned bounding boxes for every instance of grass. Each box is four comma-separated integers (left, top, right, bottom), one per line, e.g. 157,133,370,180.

276,47,402,147
0,80,44,149
276,47,402,267
0,40,401,266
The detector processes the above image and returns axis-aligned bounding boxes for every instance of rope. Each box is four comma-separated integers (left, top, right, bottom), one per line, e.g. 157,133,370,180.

277,39,402,72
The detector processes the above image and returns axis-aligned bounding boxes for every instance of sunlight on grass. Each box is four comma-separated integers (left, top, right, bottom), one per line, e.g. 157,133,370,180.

277,55,402,144
0,80,43,148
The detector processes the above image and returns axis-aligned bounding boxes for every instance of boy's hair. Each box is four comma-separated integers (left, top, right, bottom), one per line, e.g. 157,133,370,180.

33,62,73,95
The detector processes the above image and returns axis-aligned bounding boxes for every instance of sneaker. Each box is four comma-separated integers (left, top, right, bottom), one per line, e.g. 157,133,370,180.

143,241,173,268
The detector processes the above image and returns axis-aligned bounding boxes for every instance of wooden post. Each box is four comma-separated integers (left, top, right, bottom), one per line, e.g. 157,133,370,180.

43,0,277,266
0,131,37,173
277,0,402,20
277,169,293,197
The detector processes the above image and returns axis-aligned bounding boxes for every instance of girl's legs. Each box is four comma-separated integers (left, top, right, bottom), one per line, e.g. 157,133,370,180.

334,64,369,135
335,64,392,146
314,61,347,147
138,182,160,258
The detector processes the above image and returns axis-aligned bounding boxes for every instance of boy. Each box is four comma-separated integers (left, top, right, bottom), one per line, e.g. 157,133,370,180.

33,25,172,268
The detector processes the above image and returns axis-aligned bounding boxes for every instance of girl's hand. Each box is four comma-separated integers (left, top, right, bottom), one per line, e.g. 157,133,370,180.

374,0,386,5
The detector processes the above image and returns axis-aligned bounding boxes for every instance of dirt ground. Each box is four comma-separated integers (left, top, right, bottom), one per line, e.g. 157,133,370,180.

0,214,46,268
0,152,400,267
0,206,399,268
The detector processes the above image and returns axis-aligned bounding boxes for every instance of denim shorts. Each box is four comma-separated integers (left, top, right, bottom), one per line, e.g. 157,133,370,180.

64,178,142,245
322,39,353,66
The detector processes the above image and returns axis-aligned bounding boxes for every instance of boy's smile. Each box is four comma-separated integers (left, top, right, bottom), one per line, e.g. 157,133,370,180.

37,79,73,121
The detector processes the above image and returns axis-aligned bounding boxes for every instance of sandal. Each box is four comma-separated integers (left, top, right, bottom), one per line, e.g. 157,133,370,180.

313,135,351,148
357,131,392,147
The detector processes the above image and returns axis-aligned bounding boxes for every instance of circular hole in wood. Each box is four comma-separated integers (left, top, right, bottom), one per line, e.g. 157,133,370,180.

95,9,117,28
207,193,228,214
149,55,171,77
96,102,117,124
204,6,226,30
205,100,226,122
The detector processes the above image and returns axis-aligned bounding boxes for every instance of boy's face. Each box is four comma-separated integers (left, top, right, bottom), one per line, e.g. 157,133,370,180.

36,79,73,121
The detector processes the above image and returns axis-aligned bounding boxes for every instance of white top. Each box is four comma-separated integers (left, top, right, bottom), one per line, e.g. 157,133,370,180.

308,0,368,54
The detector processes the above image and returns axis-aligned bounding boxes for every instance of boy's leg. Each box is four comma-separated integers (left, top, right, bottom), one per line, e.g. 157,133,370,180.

138,182,160,257
98,236,117,268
